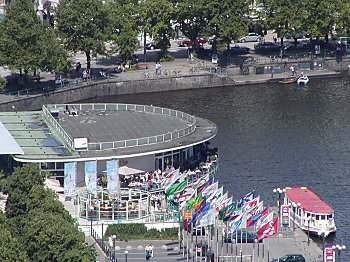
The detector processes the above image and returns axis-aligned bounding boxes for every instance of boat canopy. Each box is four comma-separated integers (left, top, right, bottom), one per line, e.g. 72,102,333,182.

285,187,333,214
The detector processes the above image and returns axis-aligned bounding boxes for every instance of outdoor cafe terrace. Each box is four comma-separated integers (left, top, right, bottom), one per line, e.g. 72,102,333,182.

77,160,218,223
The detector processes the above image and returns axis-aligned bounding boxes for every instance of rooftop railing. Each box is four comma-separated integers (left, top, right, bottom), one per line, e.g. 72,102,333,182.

44,103,196,152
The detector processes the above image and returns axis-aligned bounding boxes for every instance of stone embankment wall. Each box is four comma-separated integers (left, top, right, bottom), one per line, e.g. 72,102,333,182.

0,74,235,111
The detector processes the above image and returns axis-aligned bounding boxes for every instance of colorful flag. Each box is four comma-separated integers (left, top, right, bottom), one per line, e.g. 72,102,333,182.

215,196,232,214
163,168,181,191
229,213,244,233
207,187,223,204
258,212,274,228
243,196,260,211
165,180,187,197
257,217,278,241
196,208,216,227
202,181,218,198
178,185,195,203
238,190,255,207
247,207,269,227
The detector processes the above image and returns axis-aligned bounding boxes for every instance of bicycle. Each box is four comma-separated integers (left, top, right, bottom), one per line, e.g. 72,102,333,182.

141,71,150,78
189,67,198,73
172,68,182,75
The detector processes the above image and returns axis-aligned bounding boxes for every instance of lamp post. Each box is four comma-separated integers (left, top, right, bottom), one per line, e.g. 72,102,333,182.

112,234,116,262
125,250,129,262
273,187,286,223
332,244,346,262
89,205,94,236
306,216,315,246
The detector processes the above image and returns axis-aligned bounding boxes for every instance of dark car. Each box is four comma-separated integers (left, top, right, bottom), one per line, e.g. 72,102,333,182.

230,44,250,54
145,40,170,50
285,32,305,39
271,254,306,262
224,229,261,243
254,42,281,53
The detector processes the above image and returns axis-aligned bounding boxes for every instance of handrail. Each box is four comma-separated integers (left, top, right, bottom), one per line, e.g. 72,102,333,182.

42,105,75,150
45,103,197,151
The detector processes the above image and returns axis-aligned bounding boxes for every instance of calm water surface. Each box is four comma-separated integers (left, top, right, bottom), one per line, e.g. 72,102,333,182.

84,76,350,258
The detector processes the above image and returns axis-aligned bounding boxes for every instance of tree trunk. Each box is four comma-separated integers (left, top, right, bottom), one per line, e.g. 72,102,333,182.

86,50,91,70
143,31,147,62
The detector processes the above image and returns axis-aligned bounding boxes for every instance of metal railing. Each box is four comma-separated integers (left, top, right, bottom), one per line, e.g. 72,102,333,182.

42,105,74,150
91,228,119,262
45,103,197,151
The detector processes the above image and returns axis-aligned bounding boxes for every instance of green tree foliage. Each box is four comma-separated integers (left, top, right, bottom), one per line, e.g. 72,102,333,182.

0,224,29,262
56,0,110,69
302,0,343,41
0,164,96,261
106,0,139,64
175,0,207,47
0,0,70,76
22,212,95,262
206,0,249,50
139,0,174,60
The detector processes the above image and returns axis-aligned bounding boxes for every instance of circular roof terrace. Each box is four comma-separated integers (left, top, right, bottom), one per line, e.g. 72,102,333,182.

41,103,217,160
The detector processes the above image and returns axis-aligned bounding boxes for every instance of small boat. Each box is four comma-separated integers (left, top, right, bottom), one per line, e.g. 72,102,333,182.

283,187,336,236
278,77,297,84
297,76,309,85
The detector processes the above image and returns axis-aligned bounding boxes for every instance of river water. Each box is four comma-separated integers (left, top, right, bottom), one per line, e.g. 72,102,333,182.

84,76,350,258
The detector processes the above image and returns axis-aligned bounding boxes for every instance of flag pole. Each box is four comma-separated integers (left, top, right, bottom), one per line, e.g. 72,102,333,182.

226,220,229,261
216,224,219,262
183,221,186,257
191,222,194,262
267,238,270,262
187,223,189,262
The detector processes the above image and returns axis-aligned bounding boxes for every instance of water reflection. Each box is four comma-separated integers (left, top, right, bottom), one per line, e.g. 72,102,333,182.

83,76,350,258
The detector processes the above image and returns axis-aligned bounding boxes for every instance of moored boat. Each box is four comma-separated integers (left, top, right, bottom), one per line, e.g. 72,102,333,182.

283,186,336,236
297,76,309,85
278,77,297,84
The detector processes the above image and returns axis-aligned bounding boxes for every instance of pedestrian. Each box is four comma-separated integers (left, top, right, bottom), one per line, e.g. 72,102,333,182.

290,65,295,76
155,62,159,75
271,66,274,78
145,244,151,260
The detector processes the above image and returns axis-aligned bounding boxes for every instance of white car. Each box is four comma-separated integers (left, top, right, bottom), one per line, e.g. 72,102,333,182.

238,33,261,43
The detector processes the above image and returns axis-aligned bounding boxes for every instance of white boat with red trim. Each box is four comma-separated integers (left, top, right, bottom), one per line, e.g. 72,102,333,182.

283,186,336,236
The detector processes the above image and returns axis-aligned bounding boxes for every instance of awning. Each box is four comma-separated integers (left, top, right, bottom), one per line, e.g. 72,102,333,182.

0,121,24,155
119,166,145,176
44,178,64,193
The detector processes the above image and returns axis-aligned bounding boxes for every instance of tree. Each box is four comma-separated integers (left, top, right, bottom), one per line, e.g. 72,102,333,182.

263,0,304,47
56,0,110,70
302,0,342,42
174,0,208,50
106,0,139,64
139,0,174,60
0,225,29,262
22,212,96,262
0,0,70,77
206,0,249,51
0,164,44,218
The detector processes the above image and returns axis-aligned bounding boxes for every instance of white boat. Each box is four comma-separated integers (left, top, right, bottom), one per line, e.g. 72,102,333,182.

283,186,336,236
297,76,309,85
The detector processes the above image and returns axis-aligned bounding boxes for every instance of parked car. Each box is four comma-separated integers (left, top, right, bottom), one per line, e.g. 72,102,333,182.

284,41,310,50
145,41,170,50
224,229,261,243
254,42,281,53
178,37,207,47
238,33,261,43
285,32,305,39
230,44,250,54
271,254,306,262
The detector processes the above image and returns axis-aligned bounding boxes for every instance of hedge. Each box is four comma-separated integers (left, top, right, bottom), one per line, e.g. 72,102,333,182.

104,223,178,241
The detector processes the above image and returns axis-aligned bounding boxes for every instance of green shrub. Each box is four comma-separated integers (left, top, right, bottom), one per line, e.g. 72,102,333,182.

104,223,178,240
